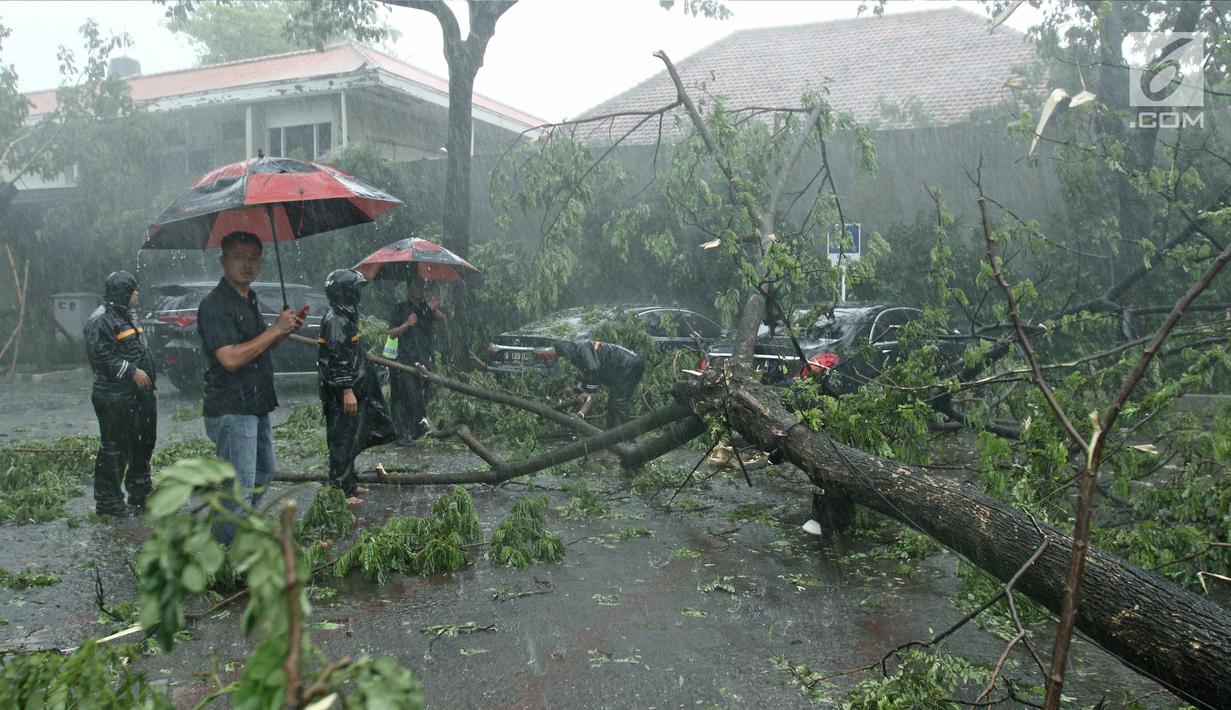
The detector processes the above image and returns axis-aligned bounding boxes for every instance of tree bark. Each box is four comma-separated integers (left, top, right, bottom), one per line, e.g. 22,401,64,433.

400,0,516,259
273,403,692,486
680,377,1231,710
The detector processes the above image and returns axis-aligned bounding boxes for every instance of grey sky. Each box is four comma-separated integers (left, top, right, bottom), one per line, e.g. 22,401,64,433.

1,0,1039,122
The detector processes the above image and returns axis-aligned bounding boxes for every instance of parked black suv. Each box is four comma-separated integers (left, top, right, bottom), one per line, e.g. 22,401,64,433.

485,304,725,376
708,304,962,392
142,281,328,393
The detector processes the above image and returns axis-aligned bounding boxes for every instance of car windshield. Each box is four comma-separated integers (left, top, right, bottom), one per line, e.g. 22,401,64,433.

803,310,861,341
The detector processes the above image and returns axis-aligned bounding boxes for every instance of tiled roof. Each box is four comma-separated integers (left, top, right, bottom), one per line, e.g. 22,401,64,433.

579,6,1038,142
23,41,542,128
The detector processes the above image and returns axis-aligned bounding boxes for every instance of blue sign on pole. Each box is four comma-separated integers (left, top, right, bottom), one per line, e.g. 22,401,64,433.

828,223,861,263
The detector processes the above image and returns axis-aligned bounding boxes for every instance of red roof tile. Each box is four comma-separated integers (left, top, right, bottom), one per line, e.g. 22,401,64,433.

580,6,1038,142
24,42,542,127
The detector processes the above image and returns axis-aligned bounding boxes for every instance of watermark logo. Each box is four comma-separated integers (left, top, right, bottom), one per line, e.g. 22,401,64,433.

1127,32,1205,128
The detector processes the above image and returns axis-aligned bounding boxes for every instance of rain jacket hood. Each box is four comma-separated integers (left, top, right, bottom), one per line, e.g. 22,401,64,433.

325,269,367,311
103,271,139,307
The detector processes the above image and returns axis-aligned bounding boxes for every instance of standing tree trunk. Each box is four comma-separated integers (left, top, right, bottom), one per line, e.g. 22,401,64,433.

443,62,476,258
402,0,517,259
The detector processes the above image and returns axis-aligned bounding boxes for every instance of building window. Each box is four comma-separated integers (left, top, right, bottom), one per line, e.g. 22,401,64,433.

267,122,333,159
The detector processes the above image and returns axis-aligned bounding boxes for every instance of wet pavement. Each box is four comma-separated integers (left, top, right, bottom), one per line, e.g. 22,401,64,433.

0,369,1185,708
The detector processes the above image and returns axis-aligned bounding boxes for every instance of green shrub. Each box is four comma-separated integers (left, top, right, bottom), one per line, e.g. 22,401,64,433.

299,484,356,542
332,485,481,584
150,437,216,469
0,567,60,589
0,640,172,709
0,436,96,523
489,496,565,568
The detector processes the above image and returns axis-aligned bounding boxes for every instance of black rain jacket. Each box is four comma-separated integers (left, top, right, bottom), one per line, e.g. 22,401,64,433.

85,277,156,398
317,305,368,390
556,339,642,390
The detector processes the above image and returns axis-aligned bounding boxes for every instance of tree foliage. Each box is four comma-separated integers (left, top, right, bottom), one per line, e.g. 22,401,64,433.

482,1,1231,704
138,457,424,708
162,0,399,65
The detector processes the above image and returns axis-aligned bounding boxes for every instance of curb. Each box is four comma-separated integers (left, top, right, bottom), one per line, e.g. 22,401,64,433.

29,367,89,384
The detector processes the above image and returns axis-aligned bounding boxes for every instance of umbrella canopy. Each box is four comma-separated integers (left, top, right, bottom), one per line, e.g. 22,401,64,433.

354,237,481,282
143,156,402,250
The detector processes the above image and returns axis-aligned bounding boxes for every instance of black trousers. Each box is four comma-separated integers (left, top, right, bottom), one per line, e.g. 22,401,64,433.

91,390,156,512
605,359,646,429
321,376,396,496
389,366,430,439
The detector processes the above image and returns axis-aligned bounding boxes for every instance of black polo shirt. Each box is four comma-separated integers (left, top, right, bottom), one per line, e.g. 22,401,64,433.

197,278,278,417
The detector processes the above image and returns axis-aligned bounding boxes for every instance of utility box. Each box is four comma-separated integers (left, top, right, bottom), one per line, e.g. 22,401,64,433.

51,292,100,341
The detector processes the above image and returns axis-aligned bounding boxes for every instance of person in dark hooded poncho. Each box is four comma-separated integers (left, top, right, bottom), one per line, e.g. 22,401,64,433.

84,271,156,517
553,339,645,428
318,269,395,504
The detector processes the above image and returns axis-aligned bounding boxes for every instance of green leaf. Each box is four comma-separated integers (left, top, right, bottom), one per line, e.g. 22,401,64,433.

146,481,191,518
182,564,206,594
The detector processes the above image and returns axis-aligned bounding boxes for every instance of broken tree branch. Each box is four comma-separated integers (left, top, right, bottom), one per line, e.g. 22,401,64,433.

276,404,693,487
1044,227,1231,710
680,376,1231,709
276,502,303,708
980,197,1087,451
287,333,639,463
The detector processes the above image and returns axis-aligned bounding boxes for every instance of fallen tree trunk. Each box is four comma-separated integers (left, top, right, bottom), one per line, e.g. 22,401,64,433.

682,377,1231,709
284,335,1230,704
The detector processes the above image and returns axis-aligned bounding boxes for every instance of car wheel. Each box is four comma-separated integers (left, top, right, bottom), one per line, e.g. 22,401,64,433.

167,367,202,395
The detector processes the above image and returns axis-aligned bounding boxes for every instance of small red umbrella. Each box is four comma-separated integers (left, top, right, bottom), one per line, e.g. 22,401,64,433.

143,155,403,306
354,237,481,282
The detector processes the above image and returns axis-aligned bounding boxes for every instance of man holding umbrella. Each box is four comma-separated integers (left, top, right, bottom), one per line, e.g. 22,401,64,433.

355,235,478,446
197,231,302,541
386,276,447,446
144,154,403,533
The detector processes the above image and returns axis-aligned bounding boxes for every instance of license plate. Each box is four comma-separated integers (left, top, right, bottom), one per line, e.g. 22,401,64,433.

506,351,533,363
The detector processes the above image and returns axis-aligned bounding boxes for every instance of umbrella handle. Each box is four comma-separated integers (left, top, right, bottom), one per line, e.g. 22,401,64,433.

265,204,289,309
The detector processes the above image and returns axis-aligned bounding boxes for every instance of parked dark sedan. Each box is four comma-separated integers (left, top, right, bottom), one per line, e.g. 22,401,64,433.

707,304,959,392
485,304,725,376
142,281,328,393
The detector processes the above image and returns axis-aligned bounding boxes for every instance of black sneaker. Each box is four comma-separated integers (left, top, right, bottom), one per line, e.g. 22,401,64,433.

97,506,138,519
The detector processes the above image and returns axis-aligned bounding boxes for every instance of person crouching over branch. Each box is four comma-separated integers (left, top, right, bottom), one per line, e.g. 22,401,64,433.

318,269,395,505
553,339,645,428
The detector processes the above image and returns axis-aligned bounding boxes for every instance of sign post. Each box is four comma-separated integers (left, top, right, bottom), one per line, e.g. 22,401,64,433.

828,223,862,303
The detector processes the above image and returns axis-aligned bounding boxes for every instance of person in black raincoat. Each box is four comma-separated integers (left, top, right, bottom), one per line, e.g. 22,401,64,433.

553,339,645,428
84,271,156,517
386,277,446,446
318,269,395,503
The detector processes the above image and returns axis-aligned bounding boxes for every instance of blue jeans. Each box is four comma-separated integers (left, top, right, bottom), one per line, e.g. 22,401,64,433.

205,413,275,543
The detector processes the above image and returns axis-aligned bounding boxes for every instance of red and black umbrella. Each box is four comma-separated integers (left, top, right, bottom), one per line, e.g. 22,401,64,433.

143,155,403,306
354,237,481,282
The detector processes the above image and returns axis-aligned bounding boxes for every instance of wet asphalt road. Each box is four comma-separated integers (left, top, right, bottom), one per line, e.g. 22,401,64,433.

0,369,1182,708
